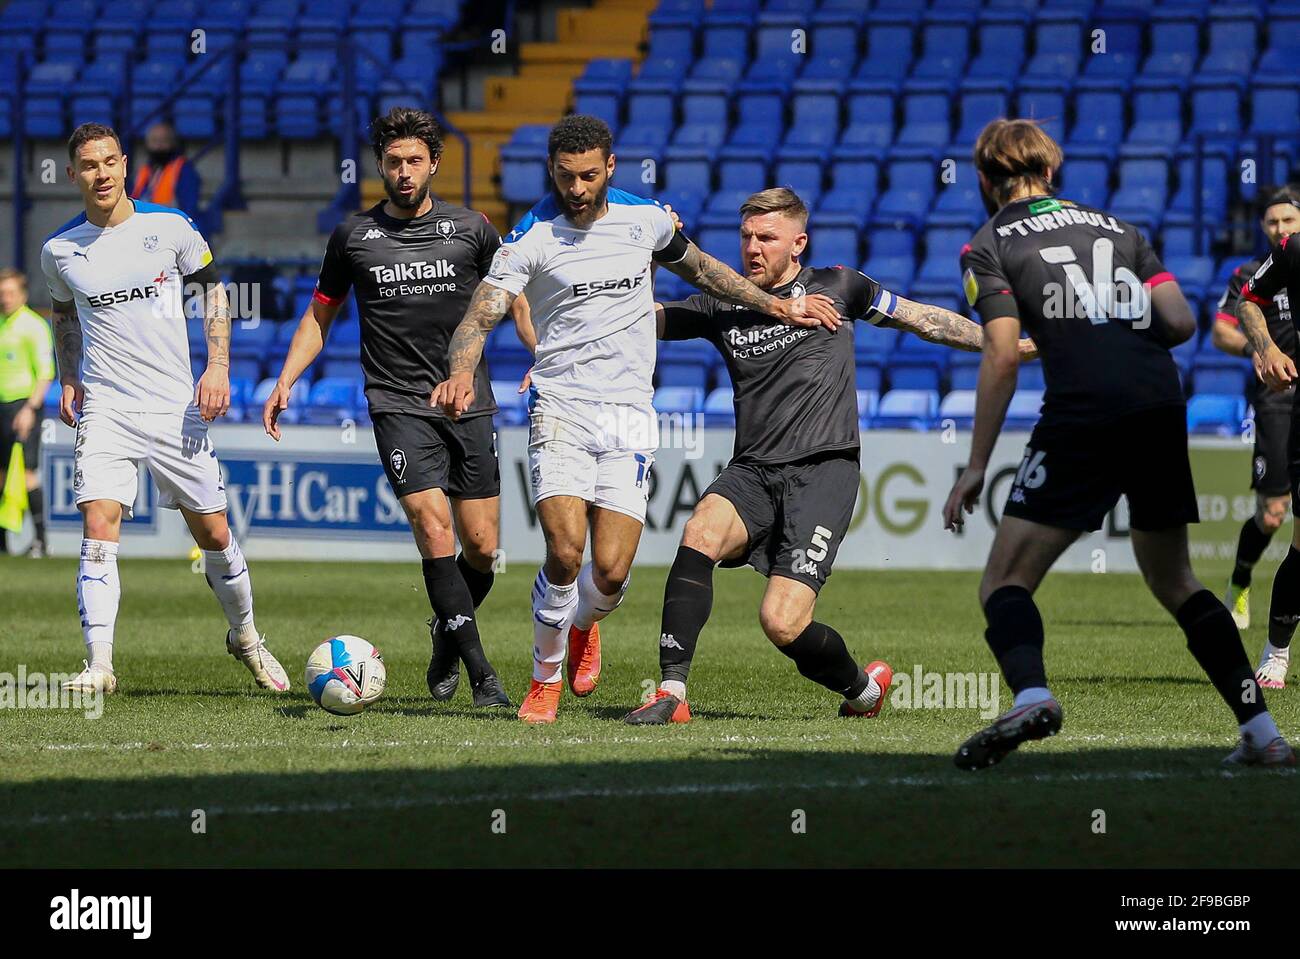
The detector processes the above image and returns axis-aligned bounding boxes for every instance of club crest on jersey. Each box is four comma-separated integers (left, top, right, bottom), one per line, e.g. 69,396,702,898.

389,448,407,482
143,234,158,252
790,282,806,299
629,223,644,242
435,218,457,241
1255,455,1267,481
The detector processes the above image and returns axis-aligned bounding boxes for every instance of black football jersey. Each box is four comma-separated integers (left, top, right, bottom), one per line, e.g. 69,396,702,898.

315,199,500,418
1244,234,1300,346
660,266,893,464
1217,255,1296,409
962,195,1184,426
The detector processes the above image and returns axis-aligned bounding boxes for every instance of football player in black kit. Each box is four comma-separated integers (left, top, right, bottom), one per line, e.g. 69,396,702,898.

943,119,1292,768
623,187,1034,725
263,107,513,708
1212,189,1300,668
1236,196,1300,693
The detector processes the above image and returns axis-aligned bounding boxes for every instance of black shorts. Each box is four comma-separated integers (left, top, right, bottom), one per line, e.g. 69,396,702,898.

1001,404,1199,532
371,410,500,500
1252,389,1293,498
706,450,860,593
0,399,41,471
1285,394,1300,515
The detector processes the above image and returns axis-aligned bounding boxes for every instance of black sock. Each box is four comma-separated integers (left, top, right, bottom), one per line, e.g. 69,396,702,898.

659,546,715,686
29,487,45,543
983,585,1048,695
1176,589,1266,724
0,527,7,554
778,621,867,698
1231,517,1273,588
422,557,493,684
455,552,495,608
1268,547,1300,650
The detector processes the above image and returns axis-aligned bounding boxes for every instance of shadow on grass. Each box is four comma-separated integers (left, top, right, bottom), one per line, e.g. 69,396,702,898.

1,746,1295,868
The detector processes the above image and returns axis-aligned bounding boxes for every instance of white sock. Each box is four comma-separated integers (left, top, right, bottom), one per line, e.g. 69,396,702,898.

202,537,257,645
844,676,882,712
573,562,629,631
1260,641,1290,663
660,680,687,700
78,539,120,671
1014,686,1054,708
532,568,577,683
1241,711,1281,746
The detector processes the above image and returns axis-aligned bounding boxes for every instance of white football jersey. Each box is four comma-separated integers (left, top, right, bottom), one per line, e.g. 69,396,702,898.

487,188,681,404
41,199,213,413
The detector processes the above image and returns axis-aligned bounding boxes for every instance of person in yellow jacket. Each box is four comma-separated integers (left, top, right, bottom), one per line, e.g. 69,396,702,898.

0,268,55,556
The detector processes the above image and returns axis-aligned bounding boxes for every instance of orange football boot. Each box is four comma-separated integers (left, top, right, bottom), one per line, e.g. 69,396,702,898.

566,621,602,696
518,679,562,724
839,660,893,718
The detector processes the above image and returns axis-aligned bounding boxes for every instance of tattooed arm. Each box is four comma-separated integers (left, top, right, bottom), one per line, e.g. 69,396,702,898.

432,281,518,417
661,243,842,330
887,296,1037,357
195,277,232,422
52,299,84,427
1238,297,1297,392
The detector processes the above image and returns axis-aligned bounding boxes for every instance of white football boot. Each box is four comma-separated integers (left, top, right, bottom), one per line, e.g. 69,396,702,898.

1256,643,1290,690
1223,733,1297,767
61,661,118,695
226,631,290,691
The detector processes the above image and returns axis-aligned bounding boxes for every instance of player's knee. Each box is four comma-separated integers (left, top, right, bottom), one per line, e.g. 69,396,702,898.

546,540,584,580
592,560,630,595
681,514,724,560
758,603,804,647
1142,568,1200,613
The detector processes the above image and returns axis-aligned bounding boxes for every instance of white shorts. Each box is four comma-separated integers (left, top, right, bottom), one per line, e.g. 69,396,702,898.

74,405,227,517
527,391,657,523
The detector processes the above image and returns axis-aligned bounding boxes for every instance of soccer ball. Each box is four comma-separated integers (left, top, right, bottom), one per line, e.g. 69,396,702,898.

305,636,387,716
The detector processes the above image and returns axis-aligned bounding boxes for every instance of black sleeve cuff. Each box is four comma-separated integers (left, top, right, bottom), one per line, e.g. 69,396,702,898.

652,228,691,265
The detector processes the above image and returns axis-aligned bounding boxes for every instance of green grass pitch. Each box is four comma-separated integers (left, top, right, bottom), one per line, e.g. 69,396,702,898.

1,553,1296,868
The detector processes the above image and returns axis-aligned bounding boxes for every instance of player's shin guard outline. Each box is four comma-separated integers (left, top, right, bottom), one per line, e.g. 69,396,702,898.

202,536,255,640
573,562,628,631
532,568,576,683
982,585,1048,695
78,538,121,668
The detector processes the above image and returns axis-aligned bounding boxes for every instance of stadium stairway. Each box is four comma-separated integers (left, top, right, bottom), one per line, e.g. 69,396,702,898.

361,0,655,231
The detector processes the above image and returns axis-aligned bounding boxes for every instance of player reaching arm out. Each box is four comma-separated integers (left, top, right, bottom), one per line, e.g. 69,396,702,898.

263,294,343,440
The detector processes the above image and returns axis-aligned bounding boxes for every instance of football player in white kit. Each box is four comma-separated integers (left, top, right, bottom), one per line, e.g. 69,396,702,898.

41,123,289,696
433,115,842,723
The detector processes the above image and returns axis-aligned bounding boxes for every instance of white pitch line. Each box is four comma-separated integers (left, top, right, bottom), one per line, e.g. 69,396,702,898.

5,767,1289,829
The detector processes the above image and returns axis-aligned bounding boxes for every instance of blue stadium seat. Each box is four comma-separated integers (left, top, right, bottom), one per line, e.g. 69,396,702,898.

1013,80,1068,147
1201,6,1260,77
954,80,1010,147
663,147,715,199
1069,79,1126,146
1083,8,1144,79
490,381,529,426
785,81,842,150
1190,76,1246,137
1192,358,1250,396
1059,147,1111,209
653,386,704,415
1250,81,1300,136
820,151,879,219
856,389,879,426
967,11,1029,81
1110,148,1169,215
500,125,550,204
840,81,896,156
855,363,883,392
657,362,709,391
300,378,361,426
856,13,917,81
1187,394,1246,436
888,362,941,393
252,377,311,424
897,81,952,149
322,359,364,382
912,11,974,79
1024,10,1085,79
875,150,939,225
1143,9,1201,79
1128,79,1185,145
938,389,976,428
1256,9,1300,76
703,387,736,427
1017,362,1045,392
1004,389,1044,430
1170,145,1231,221
772,154,823,210
808,216,860,268
231,322,278,360
871,389,939,430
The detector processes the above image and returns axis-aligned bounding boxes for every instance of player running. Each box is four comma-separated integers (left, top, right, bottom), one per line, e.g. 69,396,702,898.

42,122,289,696
1211,187,1300,633
264,107,512,708
1236,203,1300,691
432,115,842,725
943,119,1293,769
624,187,1035,724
